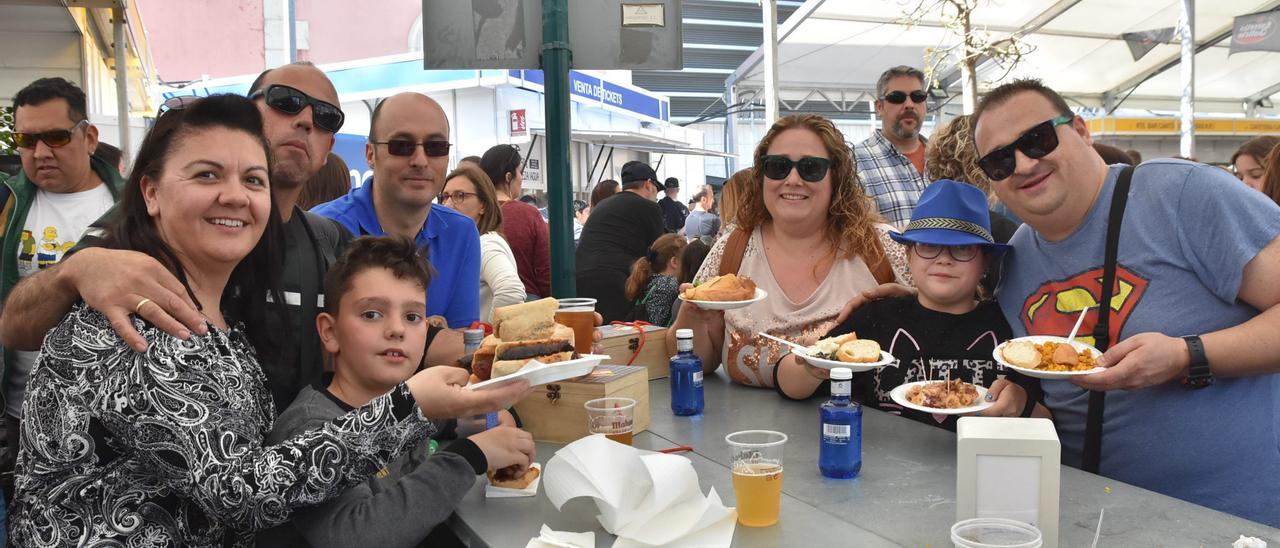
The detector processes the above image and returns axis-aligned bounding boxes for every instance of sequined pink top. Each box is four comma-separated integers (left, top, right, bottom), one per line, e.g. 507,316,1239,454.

694,224,910,387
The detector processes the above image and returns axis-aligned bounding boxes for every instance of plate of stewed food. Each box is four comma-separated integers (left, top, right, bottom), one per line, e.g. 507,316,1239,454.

994,336,1106,379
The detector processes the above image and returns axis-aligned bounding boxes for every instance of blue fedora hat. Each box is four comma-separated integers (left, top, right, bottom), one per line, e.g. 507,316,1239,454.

889,180,1010,252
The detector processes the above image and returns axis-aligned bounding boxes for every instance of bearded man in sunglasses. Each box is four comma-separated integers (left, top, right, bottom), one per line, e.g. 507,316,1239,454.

0,63,365,414
853,65,931,228
974,79,1280,527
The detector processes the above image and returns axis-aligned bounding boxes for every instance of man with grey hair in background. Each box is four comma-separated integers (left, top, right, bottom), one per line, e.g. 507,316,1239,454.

854,65,930,228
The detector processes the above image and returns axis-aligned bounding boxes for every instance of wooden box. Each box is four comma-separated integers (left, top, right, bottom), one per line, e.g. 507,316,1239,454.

514,365,650,443
596,324,670,380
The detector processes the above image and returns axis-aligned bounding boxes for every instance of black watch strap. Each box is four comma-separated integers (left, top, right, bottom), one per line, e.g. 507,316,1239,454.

1181,335,1213,389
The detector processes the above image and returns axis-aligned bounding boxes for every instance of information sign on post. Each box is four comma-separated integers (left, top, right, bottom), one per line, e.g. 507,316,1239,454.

422,0,683,297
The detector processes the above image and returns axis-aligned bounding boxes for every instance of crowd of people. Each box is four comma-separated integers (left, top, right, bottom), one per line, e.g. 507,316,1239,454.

0,58,1277,546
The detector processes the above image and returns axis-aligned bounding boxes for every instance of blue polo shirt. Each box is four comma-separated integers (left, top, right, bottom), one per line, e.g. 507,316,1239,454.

311,182,481,328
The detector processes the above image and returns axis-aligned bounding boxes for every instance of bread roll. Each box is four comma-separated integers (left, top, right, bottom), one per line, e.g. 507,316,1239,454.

683,274,756,301
489,465,540,489
492,298,559,340
1001,341,1040,369
836,339,881,363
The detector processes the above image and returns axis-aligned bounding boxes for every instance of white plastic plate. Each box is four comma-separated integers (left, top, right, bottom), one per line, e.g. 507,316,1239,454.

795,350,897,373
993,336,1106,379
485,463,542,498
679,288,768,310
889,381,993,415
467,354,609,391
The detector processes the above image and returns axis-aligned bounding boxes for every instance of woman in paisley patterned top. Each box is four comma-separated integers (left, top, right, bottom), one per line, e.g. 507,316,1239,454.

664,114,912,389
9,95,530,547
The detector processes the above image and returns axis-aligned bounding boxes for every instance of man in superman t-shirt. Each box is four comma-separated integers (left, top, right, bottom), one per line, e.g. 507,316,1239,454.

974,80,1280,527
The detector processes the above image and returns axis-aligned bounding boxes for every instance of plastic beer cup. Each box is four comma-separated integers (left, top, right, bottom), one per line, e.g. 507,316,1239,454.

585,397,636,445
726,430,787,527
555,298,597,355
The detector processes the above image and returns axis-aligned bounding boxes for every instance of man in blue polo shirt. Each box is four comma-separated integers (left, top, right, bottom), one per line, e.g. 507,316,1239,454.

312,92,481,340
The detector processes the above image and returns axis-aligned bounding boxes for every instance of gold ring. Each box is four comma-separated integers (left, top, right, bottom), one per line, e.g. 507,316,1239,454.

134,298,153,315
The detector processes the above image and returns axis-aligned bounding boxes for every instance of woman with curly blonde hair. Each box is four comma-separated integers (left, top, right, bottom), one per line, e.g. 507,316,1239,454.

925,114,991,195
926,114,1024,236
665,114,911,390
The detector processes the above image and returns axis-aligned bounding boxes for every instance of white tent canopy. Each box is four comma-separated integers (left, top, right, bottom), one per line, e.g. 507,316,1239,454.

727,0,1280,116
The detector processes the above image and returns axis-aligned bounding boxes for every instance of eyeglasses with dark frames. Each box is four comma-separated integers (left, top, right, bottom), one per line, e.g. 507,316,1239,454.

911,243,981,262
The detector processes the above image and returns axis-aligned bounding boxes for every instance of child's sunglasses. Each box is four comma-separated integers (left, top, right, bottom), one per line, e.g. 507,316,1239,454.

977,115,1074,181
12,120,88,149
248,84,345,133
882,90,928,104
759,155,832,182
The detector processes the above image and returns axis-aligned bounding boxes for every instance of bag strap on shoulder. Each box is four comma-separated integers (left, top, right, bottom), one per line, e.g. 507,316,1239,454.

1082,165,1135,474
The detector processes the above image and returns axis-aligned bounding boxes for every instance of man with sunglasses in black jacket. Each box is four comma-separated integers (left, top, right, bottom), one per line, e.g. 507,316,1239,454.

0,63,356,414
853,65,931,229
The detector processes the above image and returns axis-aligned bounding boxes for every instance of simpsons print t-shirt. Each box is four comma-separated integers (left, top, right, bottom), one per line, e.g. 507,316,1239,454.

8,184,114,417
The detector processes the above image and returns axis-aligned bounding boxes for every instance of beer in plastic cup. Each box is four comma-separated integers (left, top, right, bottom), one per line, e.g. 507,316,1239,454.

555,298,597,355
585,397,635,445
726,430,787,527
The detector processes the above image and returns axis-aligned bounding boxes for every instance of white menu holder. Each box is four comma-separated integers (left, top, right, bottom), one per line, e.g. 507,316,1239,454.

956,417,1060,548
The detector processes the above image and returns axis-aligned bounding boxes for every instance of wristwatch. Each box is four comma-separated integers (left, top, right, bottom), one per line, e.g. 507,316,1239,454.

1181,335,1213,389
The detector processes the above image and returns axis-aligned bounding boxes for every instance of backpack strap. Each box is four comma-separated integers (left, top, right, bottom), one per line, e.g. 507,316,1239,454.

718,225,895,286
1082,165,1135,475
718,227,750,276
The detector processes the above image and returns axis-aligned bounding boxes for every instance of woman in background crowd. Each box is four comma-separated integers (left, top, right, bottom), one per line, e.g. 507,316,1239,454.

1233,135,1280,191
481,144,550,299
441,163,526,322
590,178,620,208
298,152,352,209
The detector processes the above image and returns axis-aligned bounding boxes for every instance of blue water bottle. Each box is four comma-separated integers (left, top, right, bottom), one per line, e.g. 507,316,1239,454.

670,329,705,416
819,367,862,479
463,328,498,430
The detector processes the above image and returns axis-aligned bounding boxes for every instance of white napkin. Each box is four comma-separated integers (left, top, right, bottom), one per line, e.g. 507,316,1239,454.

1233,535,1267,548
543,434,736,547
526,525,595,548
486,463,542,498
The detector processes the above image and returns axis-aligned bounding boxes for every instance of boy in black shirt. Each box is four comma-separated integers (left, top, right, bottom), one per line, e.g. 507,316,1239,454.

777,180,1036,430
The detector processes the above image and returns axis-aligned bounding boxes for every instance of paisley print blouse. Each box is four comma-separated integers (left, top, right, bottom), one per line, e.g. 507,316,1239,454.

10,303,434,547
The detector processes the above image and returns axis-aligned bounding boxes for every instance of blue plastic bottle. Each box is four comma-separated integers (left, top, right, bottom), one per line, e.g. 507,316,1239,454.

819,367,862,479
670,329,705,416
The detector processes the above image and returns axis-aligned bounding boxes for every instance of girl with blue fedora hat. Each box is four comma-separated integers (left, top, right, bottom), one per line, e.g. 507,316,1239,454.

777,180,1039,427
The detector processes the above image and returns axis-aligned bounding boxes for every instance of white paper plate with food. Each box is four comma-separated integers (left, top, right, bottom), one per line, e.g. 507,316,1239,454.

485,463,541,498
796,350,896,372
889,380,993,415
467,354,608,390
680,287,768,310
680,274,766,310
993,336,1106,379
783,333,895,372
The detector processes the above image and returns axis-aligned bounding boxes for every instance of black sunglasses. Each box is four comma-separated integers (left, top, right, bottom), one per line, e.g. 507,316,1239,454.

882,90,928,104
248,84,345,133
13,120,88,149
374,139,452,158
977,115,1074,181
760,155,832,183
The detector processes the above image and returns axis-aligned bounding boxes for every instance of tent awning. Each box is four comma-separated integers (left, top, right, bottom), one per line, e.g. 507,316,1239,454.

531,128,736,158
726,0,1280,115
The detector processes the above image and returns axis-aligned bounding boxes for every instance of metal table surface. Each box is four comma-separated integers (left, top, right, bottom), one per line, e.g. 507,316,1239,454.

453,373,1280,546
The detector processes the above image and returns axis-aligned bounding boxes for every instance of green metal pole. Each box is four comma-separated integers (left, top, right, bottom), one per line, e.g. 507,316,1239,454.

543,0,575,297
